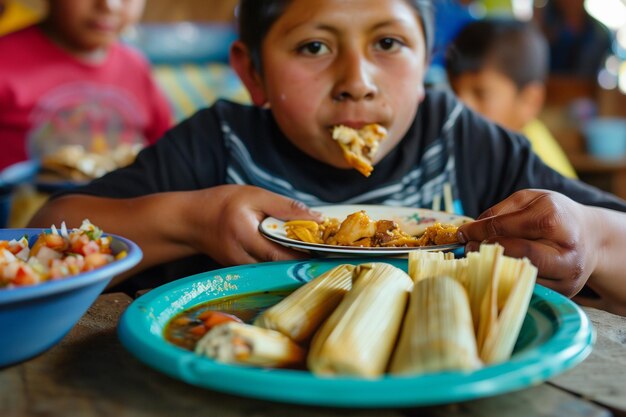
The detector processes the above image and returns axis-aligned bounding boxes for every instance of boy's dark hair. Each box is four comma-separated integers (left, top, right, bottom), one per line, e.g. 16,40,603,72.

445,19,549,89
236,0,435,72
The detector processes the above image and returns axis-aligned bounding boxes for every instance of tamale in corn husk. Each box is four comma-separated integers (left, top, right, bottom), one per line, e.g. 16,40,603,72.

307,263,413,378
480,258,537,364
463,244,538,363
254,264,355,342
195,322,305,367
390,275,481,374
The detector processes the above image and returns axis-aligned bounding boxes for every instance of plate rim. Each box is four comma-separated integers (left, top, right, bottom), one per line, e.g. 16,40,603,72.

118,258,594,408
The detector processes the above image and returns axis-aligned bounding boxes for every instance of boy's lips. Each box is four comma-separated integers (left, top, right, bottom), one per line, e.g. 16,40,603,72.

329,121,378,130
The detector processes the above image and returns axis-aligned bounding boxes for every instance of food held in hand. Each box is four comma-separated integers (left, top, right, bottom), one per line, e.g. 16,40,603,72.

332,124,387,177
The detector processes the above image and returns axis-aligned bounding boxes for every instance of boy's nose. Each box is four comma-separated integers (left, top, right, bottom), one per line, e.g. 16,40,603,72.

332,52,377,102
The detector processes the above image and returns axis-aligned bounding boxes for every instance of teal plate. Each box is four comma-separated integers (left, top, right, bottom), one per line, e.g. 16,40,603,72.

118,258,594,408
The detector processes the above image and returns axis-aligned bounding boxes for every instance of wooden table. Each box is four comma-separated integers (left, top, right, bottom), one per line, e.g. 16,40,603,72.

1,293,625,417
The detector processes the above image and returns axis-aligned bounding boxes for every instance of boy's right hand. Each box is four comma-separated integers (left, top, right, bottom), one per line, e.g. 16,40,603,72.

188,185,323,266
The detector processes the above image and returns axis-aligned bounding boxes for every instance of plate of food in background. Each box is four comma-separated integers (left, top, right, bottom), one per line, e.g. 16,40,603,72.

118,246,593,407
35,142,144,192
259,204,474,255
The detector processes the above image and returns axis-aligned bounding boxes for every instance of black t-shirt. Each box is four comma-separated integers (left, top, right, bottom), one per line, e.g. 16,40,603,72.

74,89,626,215
61,89,626,291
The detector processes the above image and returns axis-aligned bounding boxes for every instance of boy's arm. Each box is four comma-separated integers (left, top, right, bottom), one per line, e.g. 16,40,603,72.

28,185,321,285
585,206,626,315
28,192,201,277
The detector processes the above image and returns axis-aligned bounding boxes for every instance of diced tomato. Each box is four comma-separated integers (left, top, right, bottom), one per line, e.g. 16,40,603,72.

1,221,116,288
189,325,208,337
197,311,243,330
13,266,38,286
70,234,89,255
44,233,66,250
84,253,110,270
82,241,101,256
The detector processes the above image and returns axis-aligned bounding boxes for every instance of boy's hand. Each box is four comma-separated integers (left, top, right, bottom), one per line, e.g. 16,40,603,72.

457,189,599,297
190,185,323,266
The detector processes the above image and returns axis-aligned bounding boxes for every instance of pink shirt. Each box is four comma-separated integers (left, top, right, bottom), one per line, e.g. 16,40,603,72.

0,26,173,170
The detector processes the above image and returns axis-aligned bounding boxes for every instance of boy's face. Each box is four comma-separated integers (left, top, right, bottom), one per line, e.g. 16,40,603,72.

46,0,145,53
244,0,427,170
449,66,528,131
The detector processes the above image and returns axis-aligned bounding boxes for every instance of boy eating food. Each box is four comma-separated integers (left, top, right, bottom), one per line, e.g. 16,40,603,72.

29,0,626,314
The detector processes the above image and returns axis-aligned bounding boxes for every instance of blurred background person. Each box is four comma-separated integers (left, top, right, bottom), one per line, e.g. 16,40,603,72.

445,18,577,178
0,0,172,172
535,0,612,80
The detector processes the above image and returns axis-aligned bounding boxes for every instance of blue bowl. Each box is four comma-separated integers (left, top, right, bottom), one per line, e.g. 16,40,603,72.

583,118,626,160
0,160,39,193
0,160,40,228
0,228,142,368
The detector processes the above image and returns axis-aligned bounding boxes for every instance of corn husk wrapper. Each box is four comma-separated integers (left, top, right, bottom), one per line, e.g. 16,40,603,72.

254,264,355,342
466,244,504,349
390,275,481,374
408,243,538,366
496,256,525,311
307,263,413,378
195,322,304,368
408,250,466,286
480,258,537,364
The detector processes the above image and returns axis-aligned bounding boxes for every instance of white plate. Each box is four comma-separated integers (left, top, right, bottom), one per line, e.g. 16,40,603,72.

259,204,473,255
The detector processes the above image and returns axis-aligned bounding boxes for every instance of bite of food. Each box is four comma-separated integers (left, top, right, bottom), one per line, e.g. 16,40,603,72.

332,124,387,177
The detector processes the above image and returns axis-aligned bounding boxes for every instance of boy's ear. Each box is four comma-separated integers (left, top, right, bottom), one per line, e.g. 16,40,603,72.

230,41,268,106
518,82,545,123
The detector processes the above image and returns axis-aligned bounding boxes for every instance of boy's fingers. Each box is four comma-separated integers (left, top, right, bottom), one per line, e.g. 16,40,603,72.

458,212,541,243
262,196,322,222
476,189,545,220
460,204,571,244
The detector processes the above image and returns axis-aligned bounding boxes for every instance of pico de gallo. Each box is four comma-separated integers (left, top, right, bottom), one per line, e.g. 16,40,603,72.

0,220,126,288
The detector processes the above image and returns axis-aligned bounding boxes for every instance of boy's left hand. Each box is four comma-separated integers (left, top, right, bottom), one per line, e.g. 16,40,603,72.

457,189,598,297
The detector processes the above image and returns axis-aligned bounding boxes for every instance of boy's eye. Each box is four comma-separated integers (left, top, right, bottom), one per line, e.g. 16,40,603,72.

375,37,403,52
298,41,330,56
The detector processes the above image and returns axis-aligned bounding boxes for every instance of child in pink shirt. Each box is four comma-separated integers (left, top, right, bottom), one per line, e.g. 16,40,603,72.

0,0,172,170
